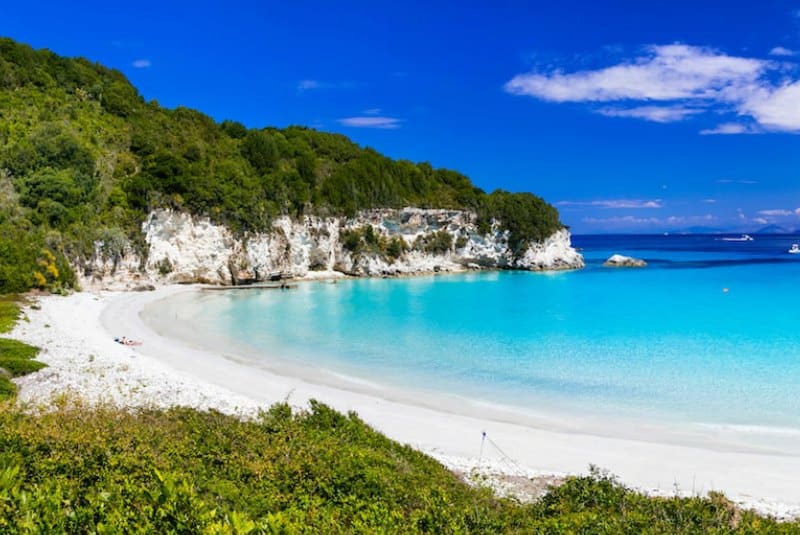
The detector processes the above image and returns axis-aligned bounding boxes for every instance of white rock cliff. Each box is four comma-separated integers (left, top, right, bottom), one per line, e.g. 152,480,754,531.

80,208,584,289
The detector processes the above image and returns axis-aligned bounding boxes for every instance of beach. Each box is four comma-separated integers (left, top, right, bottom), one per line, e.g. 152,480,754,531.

9,285,800,520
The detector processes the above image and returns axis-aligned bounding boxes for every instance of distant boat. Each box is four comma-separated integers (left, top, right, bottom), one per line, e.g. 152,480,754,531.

720,234,754,242
789,244,800,254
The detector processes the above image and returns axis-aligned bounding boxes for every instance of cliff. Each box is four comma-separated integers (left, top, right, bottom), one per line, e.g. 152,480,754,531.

0,37,571,294
80,209,584,289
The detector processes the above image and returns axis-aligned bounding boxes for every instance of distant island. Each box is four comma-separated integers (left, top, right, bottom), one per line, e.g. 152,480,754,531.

754,224,794,235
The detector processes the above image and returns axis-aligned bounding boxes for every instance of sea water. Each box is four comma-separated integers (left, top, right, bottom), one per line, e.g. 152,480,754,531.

145,234,800,437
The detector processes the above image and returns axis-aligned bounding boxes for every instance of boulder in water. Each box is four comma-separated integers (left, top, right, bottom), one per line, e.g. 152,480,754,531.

603,254,647,268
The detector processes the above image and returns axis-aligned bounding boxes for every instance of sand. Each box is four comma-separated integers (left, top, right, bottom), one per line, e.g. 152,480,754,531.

9,285,800,520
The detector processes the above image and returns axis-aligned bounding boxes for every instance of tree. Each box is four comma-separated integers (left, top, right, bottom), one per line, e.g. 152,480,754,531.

241,130,278,174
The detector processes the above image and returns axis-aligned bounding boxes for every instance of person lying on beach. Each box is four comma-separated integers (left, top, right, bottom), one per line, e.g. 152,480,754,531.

114,336,142,346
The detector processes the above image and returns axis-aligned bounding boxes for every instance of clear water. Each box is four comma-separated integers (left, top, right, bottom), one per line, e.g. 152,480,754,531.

147,234,800,431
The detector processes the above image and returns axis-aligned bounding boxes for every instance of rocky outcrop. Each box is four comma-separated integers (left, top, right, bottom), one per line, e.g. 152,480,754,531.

603,254,647,268
79,208,584,289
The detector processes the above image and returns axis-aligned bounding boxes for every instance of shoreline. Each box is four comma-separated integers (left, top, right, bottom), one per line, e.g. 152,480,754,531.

142,283,800,458
8,285,800,520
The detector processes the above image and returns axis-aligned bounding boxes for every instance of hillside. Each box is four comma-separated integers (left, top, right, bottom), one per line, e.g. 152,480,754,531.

0,37,562,293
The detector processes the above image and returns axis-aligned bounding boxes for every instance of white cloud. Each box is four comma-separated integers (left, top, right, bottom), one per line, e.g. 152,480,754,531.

297,80,356,92
716,178,759,184
582,215,662,226
666,214,715,225
699,122,754,135
338,116,403,129
362,108,382,115
505,44,765,102
703,198,717,203
769,46,796,57
297,80,320,91
758,209,793,216
741,82,800,132
582,213,714,228
795,208,800,216
132,59,151,68
597,105,702,123
557,199,662,209
753,217,769,224
506,43,800,133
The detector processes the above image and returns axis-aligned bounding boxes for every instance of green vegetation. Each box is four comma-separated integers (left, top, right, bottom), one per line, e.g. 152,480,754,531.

0,37,562,293
0,299,20,334
0,299,44,401
340,225,409,262
0,339,39,362
3,37,782,533
0,401,793,533
413,229,455,255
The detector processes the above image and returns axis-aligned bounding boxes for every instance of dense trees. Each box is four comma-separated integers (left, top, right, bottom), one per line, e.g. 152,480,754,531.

0,37,563,293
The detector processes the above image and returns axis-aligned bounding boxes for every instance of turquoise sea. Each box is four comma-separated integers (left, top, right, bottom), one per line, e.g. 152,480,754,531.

146,234,800,440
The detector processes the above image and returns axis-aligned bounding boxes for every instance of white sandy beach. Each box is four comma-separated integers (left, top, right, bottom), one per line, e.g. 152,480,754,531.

9,285,800,520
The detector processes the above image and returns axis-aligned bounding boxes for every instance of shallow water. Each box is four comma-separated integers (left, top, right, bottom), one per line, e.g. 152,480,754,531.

146,234,800,434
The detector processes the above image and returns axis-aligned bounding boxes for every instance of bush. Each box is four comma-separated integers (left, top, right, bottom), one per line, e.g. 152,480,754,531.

482,190,562,255
155,256,174,276
0,402,792,532
413,230,453,255
0,376,15,400
385,236,408,261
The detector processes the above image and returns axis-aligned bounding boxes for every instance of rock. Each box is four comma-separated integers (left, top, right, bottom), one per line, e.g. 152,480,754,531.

515,228,585,271
603,254,647,268
132,284,156,292
78,208,585,287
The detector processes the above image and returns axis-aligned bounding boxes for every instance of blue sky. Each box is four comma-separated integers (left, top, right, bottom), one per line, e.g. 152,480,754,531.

4,1,800,233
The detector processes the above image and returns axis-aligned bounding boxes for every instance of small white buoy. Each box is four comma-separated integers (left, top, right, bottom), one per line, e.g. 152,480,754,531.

722,287,729,293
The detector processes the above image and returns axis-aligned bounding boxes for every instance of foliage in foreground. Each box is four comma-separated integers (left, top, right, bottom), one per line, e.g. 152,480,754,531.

0,401,795,534
0,37,562,294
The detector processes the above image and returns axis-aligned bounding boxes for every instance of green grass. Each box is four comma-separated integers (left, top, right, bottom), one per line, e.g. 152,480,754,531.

0,299,20,334
0,297,45,401
0,401,796,533
0,357,46,377
0,377,15,400
0,338,39,361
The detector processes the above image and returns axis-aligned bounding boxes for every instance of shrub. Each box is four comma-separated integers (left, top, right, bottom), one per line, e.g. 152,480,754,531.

155,257,174,275
0,376,15,400
385,236,408,261
414,230,453,255
0,402,793,532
